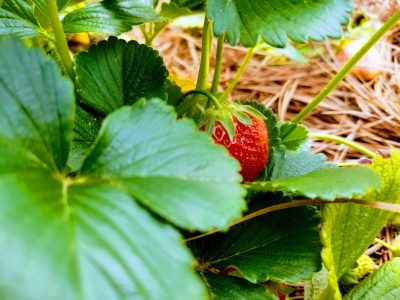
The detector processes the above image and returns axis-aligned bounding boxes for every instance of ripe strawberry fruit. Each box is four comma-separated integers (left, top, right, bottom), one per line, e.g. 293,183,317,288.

209,113,269,182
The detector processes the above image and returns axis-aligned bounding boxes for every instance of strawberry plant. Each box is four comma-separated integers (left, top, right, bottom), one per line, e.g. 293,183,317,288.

1,0,400,299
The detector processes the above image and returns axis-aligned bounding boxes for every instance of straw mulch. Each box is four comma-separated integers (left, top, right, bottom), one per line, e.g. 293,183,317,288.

152,0,400,162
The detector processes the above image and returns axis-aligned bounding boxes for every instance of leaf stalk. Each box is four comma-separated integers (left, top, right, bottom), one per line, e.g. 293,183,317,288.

292,11,400,123
211,34,225,95
310,133,376,158
185,198,400,242
221,46,256,100
45,0,75,80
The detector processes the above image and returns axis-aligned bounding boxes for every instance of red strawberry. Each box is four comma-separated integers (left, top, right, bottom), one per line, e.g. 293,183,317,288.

210,113,268,182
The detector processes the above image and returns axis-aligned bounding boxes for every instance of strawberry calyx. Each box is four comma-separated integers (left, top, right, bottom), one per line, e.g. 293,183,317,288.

198,102,266,140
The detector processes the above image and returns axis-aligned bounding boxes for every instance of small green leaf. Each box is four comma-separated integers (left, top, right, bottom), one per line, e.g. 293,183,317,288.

269,142,328,180
304,268,336,300
160,2,194,19
202,272,278,300
171,0,205,11
192,198,322,283
0,174,207,299
249,166,380,201
278,122,309,151
75,37,168,116
344,258,400,300
62,0,161,35
0,38,74,171
0,0,41,38
81,99,246,231
208,0,353,47
68,105,101,172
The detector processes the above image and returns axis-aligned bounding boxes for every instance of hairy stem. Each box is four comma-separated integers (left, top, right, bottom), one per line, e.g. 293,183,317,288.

45,0,74,79
211,34,225,95
196,16,212,91
374,238,396,252
310,133,376,158
185,198,400,242
221,46,255,101
177,89,222,115
292,11,400,123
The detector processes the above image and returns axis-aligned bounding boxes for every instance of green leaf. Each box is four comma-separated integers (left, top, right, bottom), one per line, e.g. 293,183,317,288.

62,0,161,35
207,0,353,47
75,37,168,116
318,152,400,299
160,2,194,19
0,138,48,174
0,173,207,299
0,38,74,171
81,99,246,231
0,0,41,38
171,0,205,11
248,166,380,201
0,38,208,299
278,122,308,151
268,142,328,180
304,268,335,300
192,198,322,283
344,258,400,300
202,272,278,300
68,105,101,172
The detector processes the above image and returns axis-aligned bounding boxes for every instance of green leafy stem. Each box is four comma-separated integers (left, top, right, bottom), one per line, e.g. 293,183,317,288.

211,34,225,95
292,11,400,123
45,0,75,80
220,46,256,101
310,133,376,158
177,89,222,115
185,198,400,242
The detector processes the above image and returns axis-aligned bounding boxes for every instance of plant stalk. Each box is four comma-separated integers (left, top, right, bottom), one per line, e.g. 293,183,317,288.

196,16,212,90
374,238,396,252
310,133,376,158
185,198,400,242
45,0,74,79
292,11,400,124
176,89,222,115
221,46,255,100
211,34,225,95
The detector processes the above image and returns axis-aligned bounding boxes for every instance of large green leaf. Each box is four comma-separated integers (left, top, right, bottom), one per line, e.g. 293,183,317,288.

0,0,41,38
75,37,168,116
0,38,74,171
344,258,400,300
62,0,161,35
192,197,322,283
0,173,206,299
207,0,353,47
319,152,400,298
0,38,208,299
81,99,246,231
0,138,48,174
202,272,278,300
248,166,380,200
